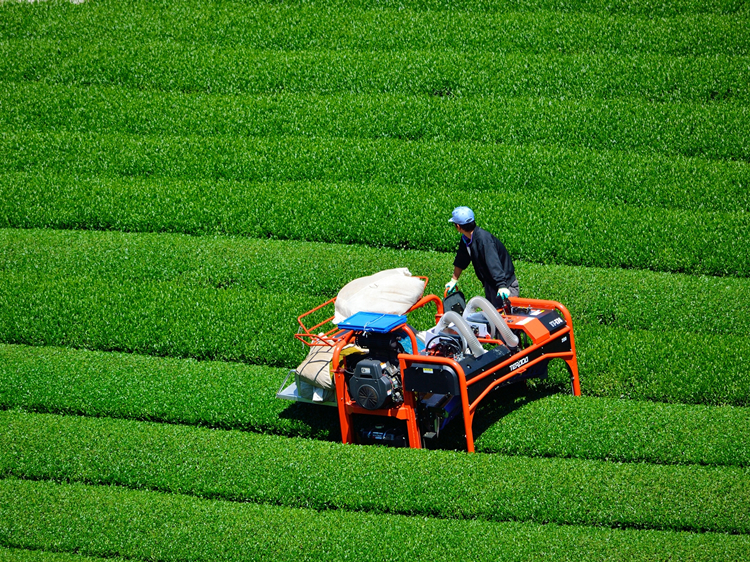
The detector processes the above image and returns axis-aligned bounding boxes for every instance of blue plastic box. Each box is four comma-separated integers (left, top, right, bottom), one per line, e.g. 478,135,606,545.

337,311,408,333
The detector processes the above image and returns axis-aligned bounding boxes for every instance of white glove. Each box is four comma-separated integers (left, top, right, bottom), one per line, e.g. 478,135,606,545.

445,279,458,294
497,287,510,299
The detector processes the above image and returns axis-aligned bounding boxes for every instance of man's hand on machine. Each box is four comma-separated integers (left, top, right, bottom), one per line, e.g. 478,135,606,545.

497,287,511,300
445,279,458,295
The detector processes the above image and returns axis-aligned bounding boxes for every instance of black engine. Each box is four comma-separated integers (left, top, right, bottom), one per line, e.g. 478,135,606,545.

345,331,405,410
349,358,402,409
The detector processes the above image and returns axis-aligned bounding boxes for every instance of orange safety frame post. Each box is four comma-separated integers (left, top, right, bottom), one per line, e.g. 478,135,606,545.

507,296,581,397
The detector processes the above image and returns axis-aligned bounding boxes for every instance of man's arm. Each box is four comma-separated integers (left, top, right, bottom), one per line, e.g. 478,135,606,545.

445,266,463,293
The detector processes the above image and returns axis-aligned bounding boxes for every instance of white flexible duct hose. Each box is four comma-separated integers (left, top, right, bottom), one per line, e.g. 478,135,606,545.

463,296,520,348
434,311,486,357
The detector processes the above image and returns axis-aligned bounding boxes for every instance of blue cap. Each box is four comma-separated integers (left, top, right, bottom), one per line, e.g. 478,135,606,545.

448,206,475,225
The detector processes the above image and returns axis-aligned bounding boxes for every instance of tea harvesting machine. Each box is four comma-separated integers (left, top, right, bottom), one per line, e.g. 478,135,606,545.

278,278,580,452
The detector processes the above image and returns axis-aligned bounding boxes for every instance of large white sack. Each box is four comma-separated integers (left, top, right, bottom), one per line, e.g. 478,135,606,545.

333,268,426,325
295,343,335,391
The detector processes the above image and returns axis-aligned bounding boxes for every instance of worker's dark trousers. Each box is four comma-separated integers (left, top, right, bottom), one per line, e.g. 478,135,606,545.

484,277,520,309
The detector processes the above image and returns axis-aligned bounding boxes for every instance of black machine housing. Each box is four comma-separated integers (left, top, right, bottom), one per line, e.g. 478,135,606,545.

345,331,406,410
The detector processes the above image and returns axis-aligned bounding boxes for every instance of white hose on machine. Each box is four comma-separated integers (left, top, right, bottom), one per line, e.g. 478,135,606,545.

463,296,519,348
433,311,486,357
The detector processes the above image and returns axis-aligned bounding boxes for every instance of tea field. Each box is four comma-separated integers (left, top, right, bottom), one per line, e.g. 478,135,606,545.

0,0,749,560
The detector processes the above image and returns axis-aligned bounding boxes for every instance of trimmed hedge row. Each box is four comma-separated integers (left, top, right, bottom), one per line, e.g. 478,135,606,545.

3,228,750,336
3,135,748,215
5,276,748,407
2,411,749,533
2,3,748,56
2,344,748,466
4,478,749,562
2,46,748,102
1,229,748,405
3,84,749,159
0,549,117,562
0,344,340,440
1,0,745,21
1,142,747,277
574,323,749,406
474,393,750,466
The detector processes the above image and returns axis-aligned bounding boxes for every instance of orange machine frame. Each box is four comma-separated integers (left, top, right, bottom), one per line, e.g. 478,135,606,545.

295,289,580,453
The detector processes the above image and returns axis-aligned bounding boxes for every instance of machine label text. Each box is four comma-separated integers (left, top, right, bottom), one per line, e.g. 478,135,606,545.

509,356,529,371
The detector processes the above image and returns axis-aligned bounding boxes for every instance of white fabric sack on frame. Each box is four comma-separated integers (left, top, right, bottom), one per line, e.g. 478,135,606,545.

294,343,337,403
295,343,336,391
297,378,336,403
333,268,426,325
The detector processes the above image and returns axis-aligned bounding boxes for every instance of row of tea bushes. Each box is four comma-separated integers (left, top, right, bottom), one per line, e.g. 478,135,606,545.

1,229,748,405
3,84,748,159
4,477,748,562
11,255,729,388
0,343,339,440
573,323,748,406
1,158,747,276
4,275,747,405
3,228,749,336
2,0,745,27
2,411,749,533
2,343,748,466
0,549,112,562
474,393,750,466
3,136,747,213
2,0,748,56
2,46,748,101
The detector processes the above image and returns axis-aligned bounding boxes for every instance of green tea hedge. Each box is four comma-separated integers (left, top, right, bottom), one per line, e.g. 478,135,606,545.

1,229,748,405
0,344,339,439
475,393,750,466
0,548,118,562
2,47,748,102
3,228,750,335
3,84,748,159
4,477,749,562
3,2,749,55
1,139,748,276
2,411,749,533
3,134,748,213
1,0,744,24
3,343,748,465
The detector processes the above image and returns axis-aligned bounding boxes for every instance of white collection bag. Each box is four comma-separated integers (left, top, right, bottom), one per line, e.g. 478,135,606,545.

332,268,426,325
294,343,336,402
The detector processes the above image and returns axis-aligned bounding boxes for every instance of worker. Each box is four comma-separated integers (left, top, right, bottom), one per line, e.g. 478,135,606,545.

445,206,519,309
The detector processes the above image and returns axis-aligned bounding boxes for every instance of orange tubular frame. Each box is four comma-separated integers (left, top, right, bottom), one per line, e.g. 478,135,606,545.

397,297,581,452
508,297,581,397
294,284,579,453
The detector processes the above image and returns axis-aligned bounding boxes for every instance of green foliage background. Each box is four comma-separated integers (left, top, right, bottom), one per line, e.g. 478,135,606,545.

0,0,748,560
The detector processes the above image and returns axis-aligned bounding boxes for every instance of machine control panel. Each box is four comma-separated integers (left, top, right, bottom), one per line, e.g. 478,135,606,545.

504,308,567,343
